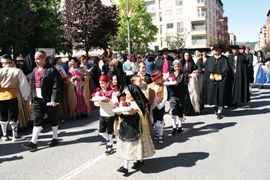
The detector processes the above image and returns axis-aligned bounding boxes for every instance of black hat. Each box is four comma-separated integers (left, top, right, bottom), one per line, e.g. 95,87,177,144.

211,44,222,49
159,48,170,53
176,48,184,53
228,45,240,49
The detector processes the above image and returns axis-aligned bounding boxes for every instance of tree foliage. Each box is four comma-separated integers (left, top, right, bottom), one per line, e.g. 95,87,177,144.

0,0,32,56
164,31,189,50
60,0,118,56
28,0,64,55
108,0,158,54
0,0,66,57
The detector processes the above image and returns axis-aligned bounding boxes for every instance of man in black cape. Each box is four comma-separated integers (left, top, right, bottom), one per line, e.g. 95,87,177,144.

202,44,233,119
228,45,250,108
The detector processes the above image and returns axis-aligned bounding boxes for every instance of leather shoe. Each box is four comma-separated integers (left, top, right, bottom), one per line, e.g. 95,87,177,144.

132,161,144,169
117,166,128,174
217,113,223,119
22,142,37,150
49,139,59,147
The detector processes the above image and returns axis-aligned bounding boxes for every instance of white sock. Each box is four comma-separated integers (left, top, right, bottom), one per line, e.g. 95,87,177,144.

159,122,164,136
108,134,113,146
177,117,183,128
52,126,59,139
171,116,177,129
99,132,109,141
31,126,42,144
218,106,223,114
124,160,129,169
10,122,18,138
0,121,8,136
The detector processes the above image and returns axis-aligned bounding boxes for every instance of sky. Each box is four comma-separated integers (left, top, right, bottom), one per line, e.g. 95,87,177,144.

223,0,270,42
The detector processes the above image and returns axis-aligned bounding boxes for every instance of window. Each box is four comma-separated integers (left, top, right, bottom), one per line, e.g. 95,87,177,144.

146,2,156,11
152,16,156,25
167,23,174,29
198,8,206,17
177,22,184,32
176,8,183,19
176,0,183,5
197,0,206,3
191,22,206,31
166,10,173,21
160,25,163,34
160,12,162,22
192,36,207,45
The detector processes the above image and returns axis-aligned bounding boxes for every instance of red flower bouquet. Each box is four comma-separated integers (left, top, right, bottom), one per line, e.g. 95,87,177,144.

120,96,126,101
114,102,120,107
96,87,101,92
122,101,131,107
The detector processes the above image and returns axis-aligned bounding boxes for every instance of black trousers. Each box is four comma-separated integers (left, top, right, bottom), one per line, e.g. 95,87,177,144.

33,97,58,126
0,98,18,122
152,107,165,123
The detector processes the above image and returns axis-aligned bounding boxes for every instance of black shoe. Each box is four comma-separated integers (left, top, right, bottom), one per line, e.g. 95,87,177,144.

117,166,128,174
132,161,144,169
217,113,223,119
22,142,37,150
168,128,177,136
49,139,59,147
105,145,114,155
177,127,183,133
214,107,218,115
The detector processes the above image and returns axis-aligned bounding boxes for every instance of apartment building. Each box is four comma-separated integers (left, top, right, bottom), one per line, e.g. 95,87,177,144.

102,0,228,50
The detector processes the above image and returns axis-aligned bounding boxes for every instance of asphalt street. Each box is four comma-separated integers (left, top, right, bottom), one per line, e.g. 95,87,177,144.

1,85,270,180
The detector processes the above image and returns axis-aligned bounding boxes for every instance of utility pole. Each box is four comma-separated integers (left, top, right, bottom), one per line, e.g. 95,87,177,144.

126,0,131,54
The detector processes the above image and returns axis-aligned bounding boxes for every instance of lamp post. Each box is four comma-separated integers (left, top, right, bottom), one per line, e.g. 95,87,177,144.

126,0,131,54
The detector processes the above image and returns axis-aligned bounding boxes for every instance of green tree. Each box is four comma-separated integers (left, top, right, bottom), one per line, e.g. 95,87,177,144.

28,0,64,55
108,0,158,54
0,0,32,57
164,31,189,50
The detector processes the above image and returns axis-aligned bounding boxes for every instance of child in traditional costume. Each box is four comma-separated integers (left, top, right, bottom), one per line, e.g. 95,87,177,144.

93,75,118,154
147,70,168,144
167,60,187,135
116,84,155,175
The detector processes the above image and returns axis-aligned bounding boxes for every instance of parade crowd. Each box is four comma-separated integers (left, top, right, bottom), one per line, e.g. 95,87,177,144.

0,44,270,174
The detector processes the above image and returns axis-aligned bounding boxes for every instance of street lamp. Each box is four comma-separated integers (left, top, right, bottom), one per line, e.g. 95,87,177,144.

126,0,134,54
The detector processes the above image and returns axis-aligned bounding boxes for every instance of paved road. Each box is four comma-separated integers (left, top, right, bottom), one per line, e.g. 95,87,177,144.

1,86,270,180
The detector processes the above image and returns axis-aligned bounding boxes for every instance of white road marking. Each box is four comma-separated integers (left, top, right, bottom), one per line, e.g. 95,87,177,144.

58,153,105,180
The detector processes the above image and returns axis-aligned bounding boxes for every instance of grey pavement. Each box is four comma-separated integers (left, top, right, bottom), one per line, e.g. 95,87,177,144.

1,85,270,180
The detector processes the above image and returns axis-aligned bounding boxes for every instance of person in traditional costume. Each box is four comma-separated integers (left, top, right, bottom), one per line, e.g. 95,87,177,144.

203,44,233,119
155,48,174,80
116,84,155,175
181,51,200,115
244,46,254,93
253,51,270,88
167,60,187,135
228,45,250,108
22,51,61,150
147,70,168,144
93,75,118,155
68,58,88,117
0,54,30,142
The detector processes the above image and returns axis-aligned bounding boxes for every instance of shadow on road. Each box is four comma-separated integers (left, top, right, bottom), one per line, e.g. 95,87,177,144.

0,156,23,164
153,122,236,150
133,152,209,174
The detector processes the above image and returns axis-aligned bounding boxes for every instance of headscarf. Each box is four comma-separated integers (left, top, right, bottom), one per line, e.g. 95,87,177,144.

127,84,148,114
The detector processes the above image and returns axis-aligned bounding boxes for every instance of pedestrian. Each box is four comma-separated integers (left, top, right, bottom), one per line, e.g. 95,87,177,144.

147,70,168,143
155,48,174,80
22,51,61,150
228,45,250,108
167,60,187,135
203,44,233,119
181,51,200,115
116,84,155,175
123,55,137,86
92,75,118,155
0,54,30,142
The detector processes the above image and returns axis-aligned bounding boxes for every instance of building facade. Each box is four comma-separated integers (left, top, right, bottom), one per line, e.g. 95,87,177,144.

102,0,229,50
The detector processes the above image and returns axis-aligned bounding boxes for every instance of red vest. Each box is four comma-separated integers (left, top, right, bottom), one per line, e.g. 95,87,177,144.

34,68,46,88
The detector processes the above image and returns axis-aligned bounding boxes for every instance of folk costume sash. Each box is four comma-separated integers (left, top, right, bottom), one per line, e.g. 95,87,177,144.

148,82,164,105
